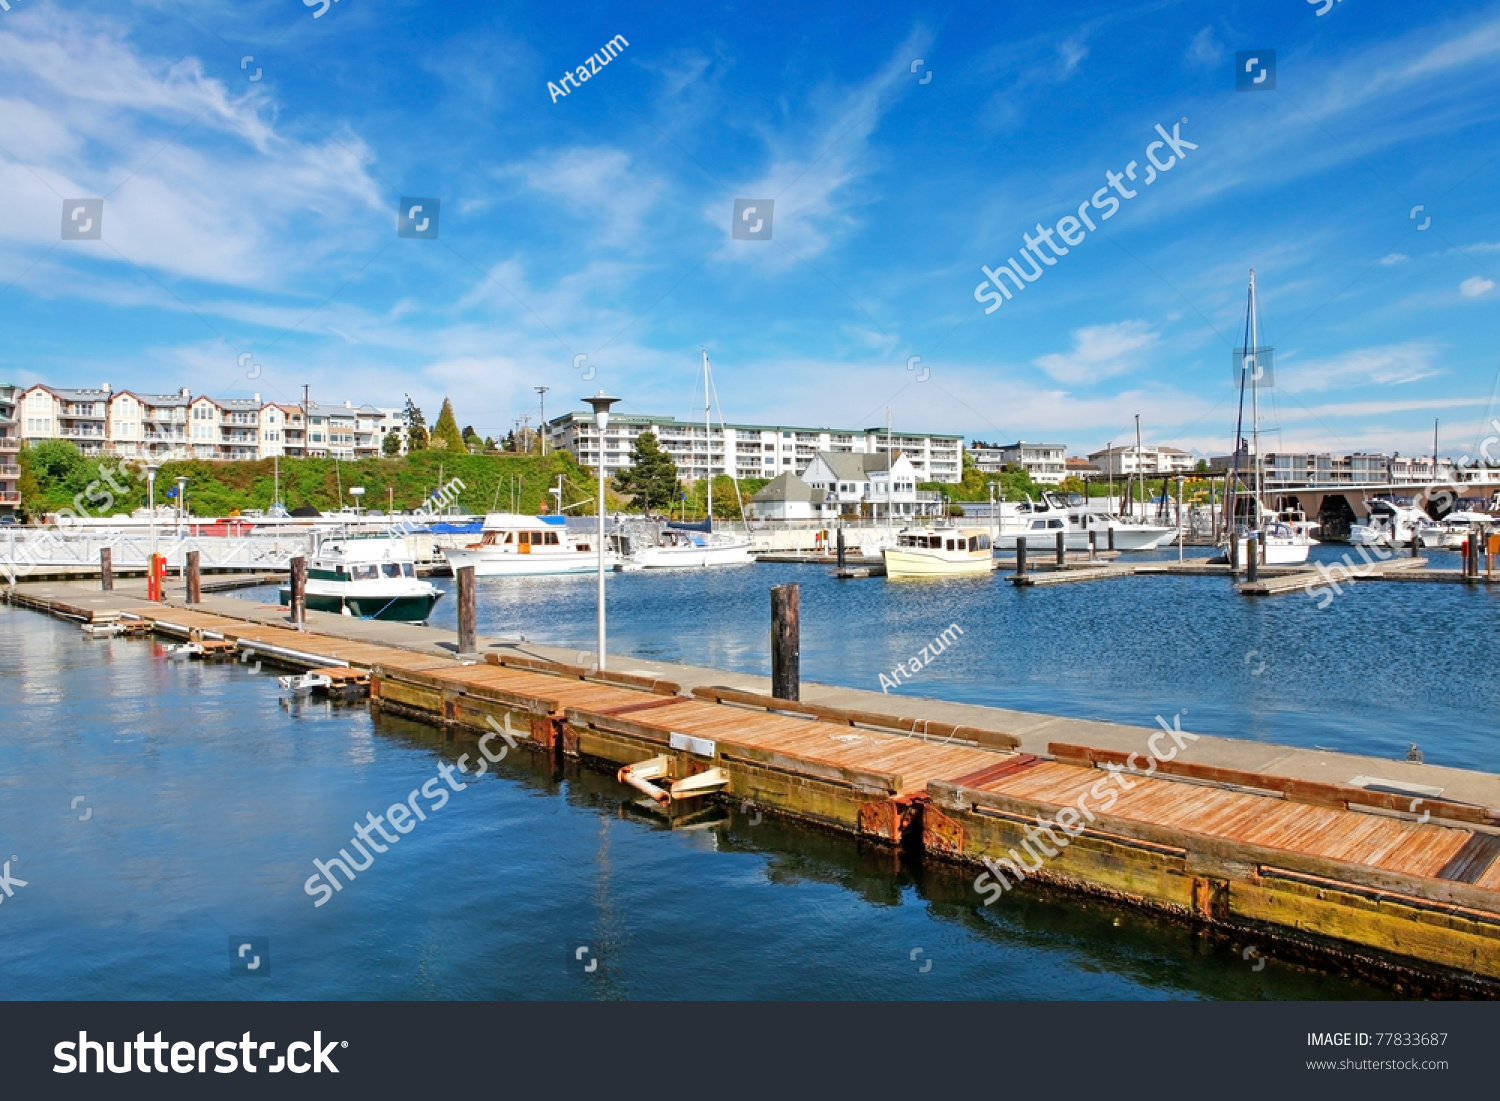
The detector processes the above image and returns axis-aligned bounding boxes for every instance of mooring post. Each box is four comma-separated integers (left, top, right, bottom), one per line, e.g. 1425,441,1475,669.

1016,536,1028,577
185,550,201,604
100,547,113,591
289,555,307,627
770,582,800,702
1410,532,1419,559
1107,527,1115,552
1246,533,1259,582
457,565,477,654
1053,530,1064,567
836,527,846,568
1088,530,1097,561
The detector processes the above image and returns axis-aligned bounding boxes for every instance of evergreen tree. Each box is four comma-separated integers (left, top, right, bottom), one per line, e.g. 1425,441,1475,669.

613,431,680,509
403,396,429,451
432,398,466,452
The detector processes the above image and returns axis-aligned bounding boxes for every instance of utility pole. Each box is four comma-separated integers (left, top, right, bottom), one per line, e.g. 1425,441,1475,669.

536,387,549,456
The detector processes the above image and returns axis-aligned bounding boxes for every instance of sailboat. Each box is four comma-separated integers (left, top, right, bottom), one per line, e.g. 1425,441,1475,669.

1222,269,1316,566
616,351,753,569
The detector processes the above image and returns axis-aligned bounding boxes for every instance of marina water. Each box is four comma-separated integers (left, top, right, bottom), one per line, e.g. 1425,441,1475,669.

15,543,1495,1000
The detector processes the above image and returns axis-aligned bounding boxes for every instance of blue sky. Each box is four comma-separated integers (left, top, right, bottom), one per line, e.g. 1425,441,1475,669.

2,0,1498,459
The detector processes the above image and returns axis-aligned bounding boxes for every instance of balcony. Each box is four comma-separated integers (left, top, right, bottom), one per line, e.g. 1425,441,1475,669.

0,437,18,452
0,491,20,505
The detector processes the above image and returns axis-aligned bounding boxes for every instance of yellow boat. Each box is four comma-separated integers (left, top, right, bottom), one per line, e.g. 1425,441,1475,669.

882,527,994,578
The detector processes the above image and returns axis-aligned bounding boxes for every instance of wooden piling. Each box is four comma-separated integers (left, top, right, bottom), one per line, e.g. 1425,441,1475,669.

1015,537,1028,577
770,582,800,702
1107,527,1115,552
289,556,307,627
457,565,477,654
185,550,200,604
1246,534,1259,582
1088,531,1097,561
1055,530,1065,567
1411,534,1420,559
836,527,846,569
99,547,113,591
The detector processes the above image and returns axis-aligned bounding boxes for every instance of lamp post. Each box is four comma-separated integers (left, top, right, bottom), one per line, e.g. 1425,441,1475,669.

536,386,549,457
174,475,187,538
146,466,159,557
582,391,620,671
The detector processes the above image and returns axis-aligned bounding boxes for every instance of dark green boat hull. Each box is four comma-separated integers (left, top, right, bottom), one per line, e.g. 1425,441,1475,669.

278,589,441,622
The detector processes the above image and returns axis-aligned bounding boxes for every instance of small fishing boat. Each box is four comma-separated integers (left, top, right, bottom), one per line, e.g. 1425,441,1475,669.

883,527,994,578
279,536,442,621
441,513,616,576
614,525,753,569
1350,497,1432,548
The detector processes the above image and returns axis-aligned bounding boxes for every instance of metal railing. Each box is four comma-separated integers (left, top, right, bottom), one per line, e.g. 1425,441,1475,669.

0,530,317,572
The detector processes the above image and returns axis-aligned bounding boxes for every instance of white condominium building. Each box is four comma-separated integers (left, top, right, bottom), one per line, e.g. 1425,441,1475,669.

547,412,964,484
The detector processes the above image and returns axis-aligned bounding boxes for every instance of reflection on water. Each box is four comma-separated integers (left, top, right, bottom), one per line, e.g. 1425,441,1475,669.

0,605,1388,1000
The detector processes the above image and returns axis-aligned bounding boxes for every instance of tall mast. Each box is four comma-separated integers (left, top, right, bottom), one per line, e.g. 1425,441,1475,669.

1134,413,1142,520
1249,269,1261,518
703,349,712,524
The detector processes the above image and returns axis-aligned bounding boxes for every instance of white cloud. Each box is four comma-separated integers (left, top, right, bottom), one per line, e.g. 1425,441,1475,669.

1031,321,1160,385
500,146,665,249
0,13,385,289
1460,276,1495,298
1275,343,1444,393
1185,26,1224,68
1379,253,1409,265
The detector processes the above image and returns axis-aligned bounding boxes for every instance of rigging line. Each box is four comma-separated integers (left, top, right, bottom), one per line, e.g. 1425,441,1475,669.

706,360,751,529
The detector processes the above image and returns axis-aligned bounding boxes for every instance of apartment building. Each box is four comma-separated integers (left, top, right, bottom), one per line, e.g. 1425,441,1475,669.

0,384,19,514
969,440,1067,483
19,384,110,457
1087,444,1196,477
1208,450,1463,487
547,412,964,484
18,382,402,463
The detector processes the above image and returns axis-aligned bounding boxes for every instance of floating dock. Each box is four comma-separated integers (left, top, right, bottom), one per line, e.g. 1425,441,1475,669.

7,579,1500,995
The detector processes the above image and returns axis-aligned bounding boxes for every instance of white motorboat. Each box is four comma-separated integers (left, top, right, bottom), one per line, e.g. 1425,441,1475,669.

1229,521,1313,566
280,535,442,621
1420,509,1494,550
992,493,1174,551
883,527,994,578
1350,498,1433,548
442,513,616,576
614,525,753,569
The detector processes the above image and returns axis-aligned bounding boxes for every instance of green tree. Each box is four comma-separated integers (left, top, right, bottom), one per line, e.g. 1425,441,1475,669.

404,396,429,451
613,431,680,509
432,398,466,452
381,431,402,457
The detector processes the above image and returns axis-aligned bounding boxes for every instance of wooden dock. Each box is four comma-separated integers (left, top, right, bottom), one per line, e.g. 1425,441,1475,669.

1235,556,1429,596
8,581,1500,994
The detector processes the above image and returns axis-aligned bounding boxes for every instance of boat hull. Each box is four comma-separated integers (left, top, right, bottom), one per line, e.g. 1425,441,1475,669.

279,588,441,622
882,547,993,578
442,547,617,576
631,542,753,569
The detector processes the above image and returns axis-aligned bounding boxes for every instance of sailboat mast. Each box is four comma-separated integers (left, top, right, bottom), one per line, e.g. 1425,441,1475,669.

1134,413,1142,520
703,349,712,525
1249,270,1261,518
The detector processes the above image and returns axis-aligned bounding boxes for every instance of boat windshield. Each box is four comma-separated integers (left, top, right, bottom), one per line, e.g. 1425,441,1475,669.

382,563,402,578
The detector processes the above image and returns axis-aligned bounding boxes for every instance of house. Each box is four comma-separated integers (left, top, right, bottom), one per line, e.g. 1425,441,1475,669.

18,383,111,457
801,451,937,519
1088,444,1195,477
749,472,827,521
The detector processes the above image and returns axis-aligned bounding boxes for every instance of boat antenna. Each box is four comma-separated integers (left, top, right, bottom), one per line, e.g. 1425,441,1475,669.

1225,271,1254,539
